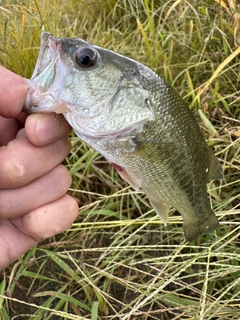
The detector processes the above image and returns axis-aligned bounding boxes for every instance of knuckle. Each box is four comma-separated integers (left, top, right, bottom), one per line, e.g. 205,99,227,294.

0,192,12,217
1,156,28,187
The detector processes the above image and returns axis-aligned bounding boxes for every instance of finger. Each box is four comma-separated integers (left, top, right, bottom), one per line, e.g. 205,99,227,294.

17,112,28,125
0,219,37,271
0,117,21,146
0,132,71,188
11,194,79,240
25,113,72,146
0,194,78,271
0,164,71,218
0,67,28,118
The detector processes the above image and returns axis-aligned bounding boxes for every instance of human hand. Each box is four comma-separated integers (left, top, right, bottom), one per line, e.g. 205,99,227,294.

0,67,78,270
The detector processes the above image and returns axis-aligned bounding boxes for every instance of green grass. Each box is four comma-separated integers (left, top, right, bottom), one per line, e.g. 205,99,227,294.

0,0,240,319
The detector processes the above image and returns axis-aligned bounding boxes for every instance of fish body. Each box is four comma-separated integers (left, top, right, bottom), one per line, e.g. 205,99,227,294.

24,32,223,242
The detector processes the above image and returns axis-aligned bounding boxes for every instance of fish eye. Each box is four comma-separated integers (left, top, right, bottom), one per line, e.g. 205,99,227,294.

75,48,98,67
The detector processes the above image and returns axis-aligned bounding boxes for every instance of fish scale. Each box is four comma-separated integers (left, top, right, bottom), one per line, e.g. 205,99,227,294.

24,32,223,242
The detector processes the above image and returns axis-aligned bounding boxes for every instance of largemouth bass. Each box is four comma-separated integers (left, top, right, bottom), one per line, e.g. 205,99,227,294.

24,32,223,242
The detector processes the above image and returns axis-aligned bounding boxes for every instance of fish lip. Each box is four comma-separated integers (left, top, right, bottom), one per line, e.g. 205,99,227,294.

31,32,61,86
24,32,67,112
31,32,54,78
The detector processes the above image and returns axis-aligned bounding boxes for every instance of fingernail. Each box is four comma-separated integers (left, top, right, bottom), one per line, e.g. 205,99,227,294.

35,115,59,144
16,128,26,138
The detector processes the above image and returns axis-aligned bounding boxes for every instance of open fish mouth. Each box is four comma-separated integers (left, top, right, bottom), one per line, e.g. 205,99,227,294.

31,32,57,81
24,32,71,114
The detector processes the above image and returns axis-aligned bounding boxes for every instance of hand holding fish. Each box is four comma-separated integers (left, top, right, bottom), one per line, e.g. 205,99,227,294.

0,67,78,270
24,33,223,242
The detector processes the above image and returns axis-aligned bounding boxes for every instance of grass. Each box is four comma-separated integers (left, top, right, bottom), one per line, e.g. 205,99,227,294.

0,0,240,319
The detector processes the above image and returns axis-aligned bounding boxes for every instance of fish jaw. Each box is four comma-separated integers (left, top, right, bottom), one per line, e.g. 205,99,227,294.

24,32,72,114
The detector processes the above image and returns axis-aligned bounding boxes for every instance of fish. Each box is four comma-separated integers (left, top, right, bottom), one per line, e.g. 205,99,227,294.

24,32,223,242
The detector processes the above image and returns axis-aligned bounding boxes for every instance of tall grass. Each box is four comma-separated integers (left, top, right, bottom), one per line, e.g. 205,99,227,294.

0,0,240,319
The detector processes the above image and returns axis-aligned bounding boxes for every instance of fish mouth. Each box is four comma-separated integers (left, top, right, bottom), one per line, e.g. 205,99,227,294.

31,32,56,79
30,32,58,91
24,32,70,113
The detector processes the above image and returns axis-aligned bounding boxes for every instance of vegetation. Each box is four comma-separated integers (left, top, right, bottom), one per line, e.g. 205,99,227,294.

0,0,240,319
